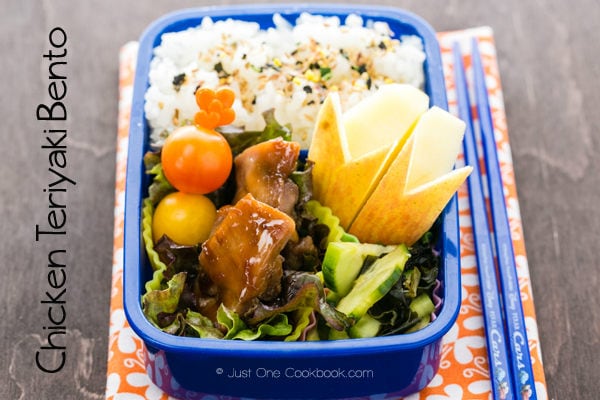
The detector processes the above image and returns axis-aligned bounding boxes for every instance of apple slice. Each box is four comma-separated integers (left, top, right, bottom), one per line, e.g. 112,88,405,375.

307,92,350,200
405,106,467,193
349,109,472,245
343,84,430,159
350,163,472,246
309,84,429,228
321,147,390,228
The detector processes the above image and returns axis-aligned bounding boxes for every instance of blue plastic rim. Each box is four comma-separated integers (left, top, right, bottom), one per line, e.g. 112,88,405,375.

123,4,461,399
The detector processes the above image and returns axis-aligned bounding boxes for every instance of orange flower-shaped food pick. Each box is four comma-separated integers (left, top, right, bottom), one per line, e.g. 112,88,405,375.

194,87,236,129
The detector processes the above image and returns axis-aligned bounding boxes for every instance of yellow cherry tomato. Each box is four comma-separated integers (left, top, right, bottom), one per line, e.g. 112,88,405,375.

152,191,217,246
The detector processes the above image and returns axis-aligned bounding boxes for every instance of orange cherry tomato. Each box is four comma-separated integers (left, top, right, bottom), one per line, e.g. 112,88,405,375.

161,125,232,194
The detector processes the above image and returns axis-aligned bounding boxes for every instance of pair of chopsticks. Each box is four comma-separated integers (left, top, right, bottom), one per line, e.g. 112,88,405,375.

453,40,537,400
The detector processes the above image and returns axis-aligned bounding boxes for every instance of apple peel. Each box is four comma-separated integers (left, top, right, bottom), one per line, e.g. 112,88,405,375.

349,135,472,245
307,92,349,201
308,84,429,228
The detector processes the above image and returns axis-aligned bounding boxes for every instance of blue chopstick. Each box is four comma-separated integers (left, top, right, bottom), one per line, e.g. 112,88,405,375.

453,42,515,400
471,38,537,399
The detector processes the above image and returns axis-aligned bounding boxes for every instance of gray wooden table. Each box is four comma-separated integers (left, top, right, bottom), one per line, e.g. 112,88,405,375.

2,0,598,399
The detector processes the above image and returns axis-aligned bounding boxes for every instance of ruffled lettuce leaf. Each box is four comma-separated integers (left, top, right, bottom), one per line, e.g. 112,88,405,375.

246,271,353,332
284,307,316,342
143,151,175,205
217,305,292,340
219,109,292,156
140,152,176,291
142,269,224,338
144,309,224,338
155,313,183,335
152,235,220,313
153,236,201,276
142,272,187,327
282,236,321,272
305,200,359,245
184,309,224,338
290,160,314,208
142,198,168,279
283,183,333,272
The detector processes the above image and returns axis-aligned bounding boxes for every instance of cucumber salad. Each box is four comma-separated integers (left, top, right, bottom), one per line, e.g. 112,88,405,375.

140,87,441,341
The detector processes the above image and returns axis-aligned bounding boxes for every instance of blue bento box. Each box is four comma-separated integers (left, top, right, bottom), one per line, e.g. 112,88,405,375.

123,4,461,399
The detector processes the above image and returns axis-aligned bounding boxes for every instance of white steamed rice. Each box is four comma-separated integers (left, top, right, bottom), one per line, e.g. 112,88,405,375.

144,13,426,148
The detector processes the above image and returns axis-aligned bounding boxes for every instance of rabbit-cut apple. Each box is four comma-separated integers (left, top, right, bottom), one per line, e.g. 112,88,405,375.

308,84,429,229
349,106,472,245
308,84,472,246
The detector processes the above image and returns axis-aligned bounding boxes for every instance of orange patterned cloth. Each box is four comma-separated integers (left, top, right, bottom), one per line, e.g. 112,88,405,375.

106,28,548,399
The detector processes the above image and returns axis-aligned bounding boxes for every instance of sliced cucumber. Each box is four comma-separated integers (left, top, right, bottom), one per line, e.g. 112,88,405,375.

322,242,362,296
322,242,397,297
410,293,435,319
340,232,359,243
325,290,340,304
336,244,410,319
406,293,435,333
328,327,350,340
354,243,397,256
348,314,382,338
314,270,324,284
406,316,431,333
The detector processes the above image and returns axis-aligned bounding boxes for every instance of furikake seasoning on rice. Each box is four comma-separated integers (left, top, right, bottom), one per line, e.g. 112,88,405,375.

144,13,426,148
